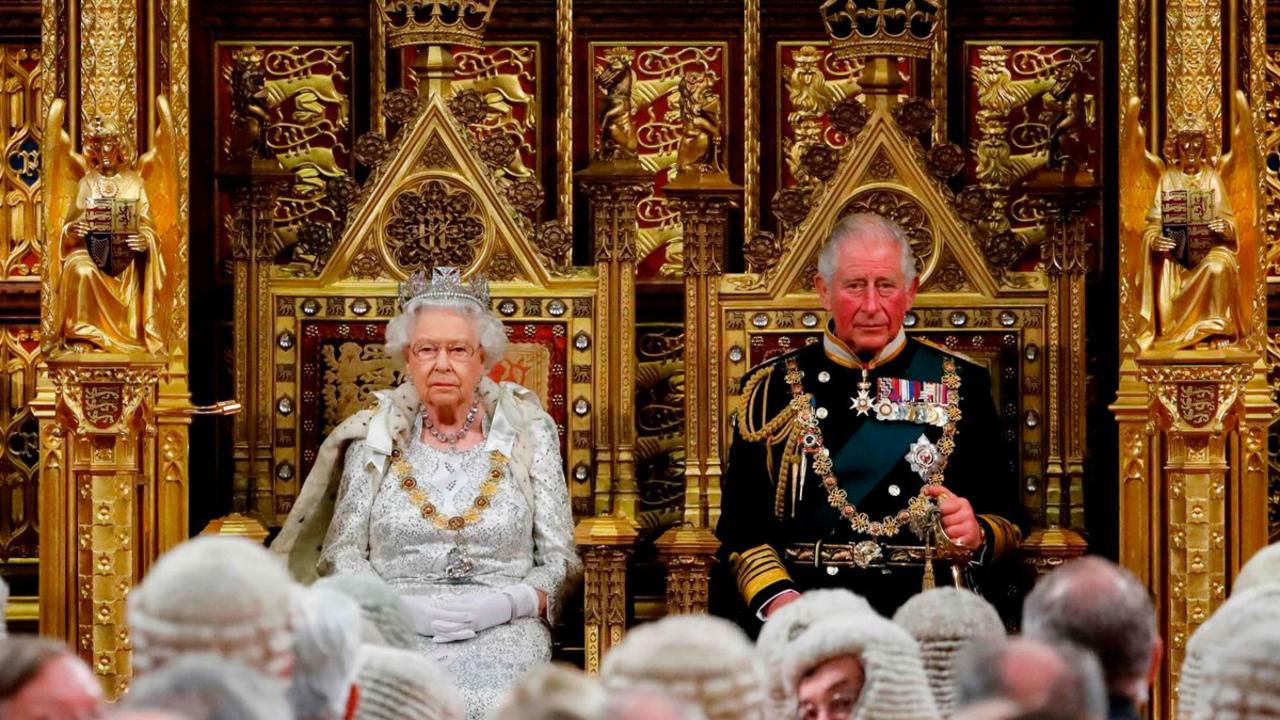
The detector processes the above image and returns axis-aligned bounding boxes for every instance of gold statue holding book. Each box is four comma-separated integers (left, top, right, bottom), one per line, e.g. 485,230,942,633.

45,97,180,355
1121,92,1258,352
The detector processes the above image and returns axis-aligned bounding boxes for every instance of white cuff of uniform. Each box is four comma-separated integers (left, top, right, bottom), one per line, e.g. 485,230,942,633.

756,589,802,621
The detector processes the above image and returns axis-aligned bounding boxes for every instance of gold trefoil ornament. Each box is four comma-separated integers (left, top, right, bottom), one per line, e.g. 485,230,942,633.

45,97,181,355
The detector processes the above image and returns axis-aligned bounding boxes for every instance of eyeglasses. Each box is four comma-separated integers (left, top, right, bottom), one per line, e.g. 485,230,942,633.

411,342,478,363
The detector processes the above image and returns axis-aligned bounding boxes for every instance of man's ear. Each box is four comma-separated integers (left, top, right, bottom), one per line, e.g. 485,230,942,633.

815,272,832,312
1147,634,1164,688
344,684,360,720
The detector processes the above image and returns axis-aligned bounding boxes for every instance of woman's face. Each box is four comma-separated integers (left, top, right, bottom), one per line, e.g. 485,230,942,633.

404,308,485,411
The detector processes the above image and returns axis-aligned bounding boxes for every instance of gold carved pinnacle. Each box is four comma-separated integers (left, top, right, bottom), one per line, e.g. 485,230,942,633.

377,0,496,50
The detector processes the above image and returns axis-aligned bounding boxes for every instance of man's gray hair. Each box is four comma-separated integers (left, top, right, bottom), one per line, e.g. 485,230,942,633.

493,663,608,720
383,297,508,371
893,587,1006,716
120,654,294,720
817,213,917,284
0,636,70,700
952,636,1107,720
313,574,416,650
1022,556,1156,693
1192,627,1280,719
289,587,362,720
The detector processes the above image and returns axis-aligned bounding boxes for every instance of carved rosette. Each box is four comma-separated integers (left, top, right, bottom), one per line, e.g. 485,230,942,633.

382,179,487,273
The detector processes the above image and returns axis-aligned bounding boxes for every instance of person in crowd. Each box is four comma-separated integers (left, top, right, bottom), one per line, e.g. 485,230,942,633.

128,535,297,676
290,587,363,720
1191,626,1280,719
782,612,940,720
1230,540,1280,594
491,663,607,720
716,213,1026,626
756,588,875,716
0,636,105,720
272,266,580,719
354,644,463,720
952,636,1106,720
1021,557,1159,720
606,688,709,720
1178,583,1280,718
602,614,764,720
893,587,1006,717
1,574,8,638
118,653,293,720
314,573,417,649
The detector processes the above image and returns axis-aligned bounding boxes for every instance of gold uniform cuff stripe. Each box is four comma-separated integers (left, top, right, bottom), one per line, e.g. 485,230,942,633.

729,544,792,602
979,514,1022,559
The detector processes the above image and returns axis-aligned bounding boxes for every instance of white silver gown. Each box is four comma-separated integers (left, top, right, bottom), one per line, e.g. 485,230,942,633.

321,412,579,719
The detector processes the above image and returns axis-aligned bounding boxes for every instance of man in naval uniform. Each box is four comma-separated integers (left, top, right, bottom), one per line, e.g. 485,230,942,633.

715,213,1027,626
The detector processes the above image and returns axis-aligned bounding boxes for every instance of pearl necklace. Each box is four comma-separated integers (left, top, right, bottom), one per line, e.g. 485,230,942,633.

422,396,480,447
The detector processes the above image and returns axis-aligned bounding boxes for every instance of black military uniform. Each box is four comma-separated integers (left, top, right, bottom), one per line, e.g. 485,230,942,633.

714,325,1028,623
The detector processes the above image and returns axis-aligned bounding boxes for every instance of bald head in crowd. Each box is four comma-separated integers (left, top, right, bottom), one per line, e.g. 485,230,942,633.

952,636,1106,720
1022,557,1159,713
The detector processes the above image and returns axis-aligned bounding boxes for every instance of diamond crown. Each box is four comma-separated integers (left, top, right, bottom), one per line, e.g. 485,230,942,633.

399,267,491,310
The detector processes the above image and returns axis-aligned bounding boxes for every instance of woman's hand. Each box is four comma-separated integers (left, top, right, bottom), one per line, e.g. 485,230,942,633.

428,585,541,643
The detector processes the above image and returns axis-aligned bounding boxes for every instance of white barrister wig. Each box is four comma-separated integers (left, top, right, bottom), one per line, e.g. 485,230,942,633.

756,589,876,714
782,614,941,720
354,644,463,720
492,663,608,720
602,614,765,720
1232,541,1280,595
128,535,298,676
1178,583,1280,720
313,573,417,650
1192,627,1280,719
893,588,1006,717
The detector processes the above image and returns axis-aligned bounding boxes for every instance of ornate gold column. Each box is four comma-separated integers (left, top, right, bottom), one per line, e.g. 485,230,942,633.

1114,2,1272,717
34,0,194,696
1021,169,1094,573
575,165,648,519
574,515,638,675
659,175,740,614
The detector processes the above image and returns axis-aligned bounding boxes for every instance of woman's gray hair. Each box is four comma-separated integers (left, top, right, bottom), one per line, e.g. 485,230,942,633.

817,213,917,284
383,297,508,371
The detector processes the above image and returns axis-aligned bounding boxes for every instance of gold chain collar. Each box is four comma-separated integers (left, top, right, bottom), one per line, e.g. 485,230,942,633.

784,355,962,539
393,445,508,531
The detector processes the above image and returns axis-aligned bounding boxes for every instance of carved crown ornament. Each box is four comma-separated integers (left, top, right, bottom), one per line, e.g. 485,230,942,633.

378,0,496,49
820,0,944,60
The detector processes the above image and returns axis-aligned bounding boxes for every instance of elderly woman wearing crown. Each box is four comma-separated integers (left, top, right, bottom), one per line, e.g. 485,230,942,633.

273,267,581,718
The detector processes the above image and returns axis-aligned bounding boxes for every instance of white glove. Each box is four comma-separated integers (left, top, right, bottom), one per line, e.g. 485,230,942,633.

402,595,472,638
429,585,540,644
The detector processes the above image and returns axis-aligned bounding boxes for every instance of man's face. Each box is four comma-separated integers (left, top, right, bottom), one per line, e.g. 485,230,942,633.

87,138,122,176
5,655,105,720
796,655,865,720
815,236,917,356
